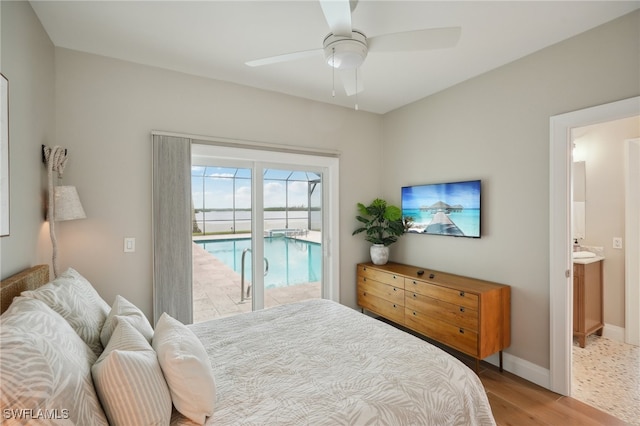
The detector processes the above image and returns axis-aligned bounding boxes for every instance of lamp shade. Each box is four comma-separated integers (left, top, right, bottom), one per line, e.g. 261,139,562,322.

53,185,86,221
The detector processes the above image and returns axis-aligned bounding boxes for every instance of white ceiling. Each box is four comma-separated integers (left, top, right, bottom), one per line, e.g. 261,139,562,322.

30,1,639,114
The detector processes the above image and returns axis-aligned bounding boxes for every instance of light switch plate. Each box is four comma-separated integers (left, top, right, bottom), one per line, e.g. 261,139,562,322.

124,237,136,253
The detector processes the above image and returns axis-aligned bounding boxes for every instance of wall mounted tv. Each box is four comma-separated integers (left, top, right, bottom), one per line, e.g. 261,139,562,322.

401,180,481,238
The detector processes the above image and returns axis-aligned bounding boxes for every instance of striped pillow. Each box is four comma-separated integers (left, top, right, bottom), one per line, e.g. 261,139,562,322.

100,295,154,347
21,267,110,357
92,320,172,425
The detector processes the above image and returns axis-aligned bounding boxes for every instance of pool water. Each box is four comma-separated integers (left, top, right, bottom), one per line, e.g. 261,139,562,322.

196,237,321,289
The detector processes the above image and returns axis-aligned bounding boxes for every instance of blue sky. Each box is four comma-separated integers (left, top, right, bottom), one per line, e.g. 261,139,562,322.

192,166,320,209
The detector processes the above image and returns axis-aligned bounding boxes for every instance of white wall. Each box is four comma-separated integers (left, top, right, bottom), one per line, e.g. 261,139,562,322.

573,116,640,328
382,11,639,369
53,48,383,317
0,1,55,278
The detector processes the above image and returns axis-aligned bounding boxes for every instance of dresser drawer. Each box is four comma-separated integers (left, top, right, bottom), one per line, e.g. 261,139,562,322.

405,292,478,331
405,308,478,356
357,276,404,305
405,278,478,310
358,288,404,324
359,265,404,288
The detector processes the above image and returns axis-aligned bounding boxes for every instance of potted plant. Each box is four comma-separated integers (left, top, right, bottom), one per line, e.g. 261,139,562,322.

352,198,405,265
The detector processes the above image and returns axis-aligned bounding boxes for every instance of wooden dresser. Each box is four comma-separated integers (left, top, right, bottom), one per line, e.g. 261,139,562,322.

357,262,511,371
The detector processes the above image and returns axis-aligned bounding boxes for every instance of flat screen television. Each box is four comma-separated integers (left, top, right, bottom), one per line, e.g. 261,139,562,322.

401,180,481,238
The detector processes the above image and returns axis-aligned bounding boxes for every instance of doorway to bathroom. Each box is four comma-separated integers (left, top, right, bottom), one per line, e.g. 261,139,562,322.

568,120,639,422
549,96,640,411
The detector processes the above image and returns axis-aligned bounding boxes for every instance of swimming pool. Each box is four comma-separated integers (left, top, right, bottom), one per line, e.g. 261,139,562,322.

196,237,321,289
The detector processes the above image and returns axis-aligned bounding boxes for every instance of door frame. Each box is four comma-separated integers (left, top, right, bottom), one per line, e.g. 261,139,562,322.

625,138,640,346
549,96,640,395
191,141,341,311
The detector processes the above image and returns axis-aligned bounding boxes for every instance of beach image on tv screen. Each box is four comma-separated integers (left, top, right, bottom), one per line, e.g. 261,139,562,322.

401,180,481,238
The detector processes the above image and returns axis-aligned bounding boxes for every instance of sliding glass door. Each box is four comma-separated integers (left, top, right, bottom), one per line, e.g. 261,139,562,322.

191,143,337,322
261,168,322,310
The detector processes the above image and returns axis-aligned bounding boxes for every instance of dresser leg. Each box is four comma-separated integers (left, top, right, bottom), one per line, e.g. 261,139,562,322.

499,351,503,372
475,358,480,373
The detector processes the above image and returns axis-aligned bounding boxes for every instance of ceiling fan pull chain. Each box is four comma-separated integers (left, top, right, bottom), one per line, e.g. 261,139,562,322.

331,48,336,97
355,68,359,110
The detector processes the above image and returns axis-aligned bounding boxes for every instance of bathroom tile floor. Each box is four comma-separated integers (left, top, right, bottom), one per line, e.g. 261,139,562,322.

572,335,640,424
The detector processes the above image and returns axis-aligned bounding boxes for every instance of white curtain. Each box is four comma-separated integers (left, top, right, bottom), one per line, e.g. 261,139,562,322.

152,134,192,324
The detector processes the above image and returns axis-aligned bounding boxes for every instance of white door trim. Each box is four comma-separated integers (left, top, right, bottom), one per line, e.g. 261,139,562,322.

549,96,640,395
625,138,640,346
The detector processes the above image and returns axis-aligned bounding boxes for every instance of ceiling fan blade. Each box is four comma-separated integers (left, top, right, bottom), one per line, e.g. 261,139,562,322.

339,68,364,96
368,27,461,52
319,0,352,37
246,48,323,67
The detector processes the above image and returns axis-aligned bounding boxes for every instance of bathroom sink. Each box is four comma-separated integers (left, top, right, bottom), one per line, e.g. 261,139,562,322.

573,251,596,259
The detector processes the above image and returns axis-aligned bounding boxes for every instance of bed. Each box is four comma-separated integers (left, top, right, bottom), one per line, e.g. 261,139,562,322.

1,265,496,425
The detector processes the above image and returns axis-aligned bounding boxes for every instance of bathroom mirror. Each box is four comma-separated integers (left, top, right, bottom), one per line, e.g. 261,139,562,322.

573,161,586,240
573,161,586,202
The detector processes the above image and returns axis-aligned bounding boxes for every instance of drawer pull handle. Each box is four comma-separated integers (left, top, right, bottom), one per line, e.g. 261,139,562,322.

417,270,424,276
413,311,417,316
363,292,367,296
459,307,465,313
413,293,417,298
459,328,464,334
393,304,397,308
429,273,435,279
363,267,367,271
363,278,367,282
459,291,465,297
393,287,397,291
393,275,397,279
412,280,417,285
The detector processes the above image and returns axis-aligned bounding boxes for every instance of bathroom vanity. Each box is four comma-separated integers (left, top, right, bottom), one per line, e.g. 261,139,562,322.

573,255,604,348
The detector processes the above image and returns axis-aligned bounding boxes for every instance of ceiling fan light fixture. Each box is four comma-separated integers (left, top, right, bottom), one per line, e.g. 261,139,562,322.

323,31,368,70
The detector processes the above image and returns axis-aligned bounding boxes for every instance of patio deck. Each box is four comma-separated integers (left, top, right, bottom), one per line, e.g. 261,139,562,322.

192,232,321,323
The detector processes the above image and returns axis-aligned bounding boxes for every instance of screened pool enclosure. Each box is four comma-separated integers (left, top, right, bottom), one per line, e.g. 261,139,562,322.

191,166,322,236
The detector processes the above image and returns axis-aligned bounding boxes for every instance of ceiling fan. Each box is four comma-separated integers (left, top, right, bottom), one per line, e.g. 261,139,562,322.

245,0,461,98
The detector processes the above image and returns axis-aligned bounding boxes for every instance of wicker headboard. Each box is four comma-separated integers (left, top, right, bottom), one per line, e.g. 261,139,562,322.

0,264,50,314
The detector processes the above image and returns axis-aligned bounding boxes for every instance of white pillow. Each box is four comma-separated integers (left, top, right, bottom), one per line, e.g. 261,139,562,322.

100,295,154,347
21,267,110,357
92,320,172,426
153,312,216,424
0,297,109,425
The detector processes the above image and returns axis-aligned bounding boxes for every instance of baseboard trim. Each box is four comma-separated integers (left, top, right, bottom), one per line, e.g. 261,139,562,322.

603,323,625,342
484,324,629,393
484,352,550,389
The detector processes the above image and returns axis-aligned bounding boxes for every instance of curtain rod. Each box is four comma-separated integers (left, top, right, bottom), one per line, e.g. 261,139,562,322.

151,130,341,159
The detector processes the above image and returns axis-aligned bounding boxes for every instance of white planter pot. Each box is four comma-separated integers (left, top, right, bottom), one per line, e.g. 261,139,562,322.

370,244,390,265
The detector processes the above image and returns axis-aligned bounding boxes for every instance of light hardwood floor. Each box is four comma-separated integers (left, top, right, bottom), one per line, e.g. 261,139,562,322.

478,363,629,426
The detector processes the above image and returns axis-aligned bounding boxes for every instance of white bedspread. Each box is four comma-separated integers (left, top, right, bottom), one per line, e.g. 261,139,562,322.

172,299,495,426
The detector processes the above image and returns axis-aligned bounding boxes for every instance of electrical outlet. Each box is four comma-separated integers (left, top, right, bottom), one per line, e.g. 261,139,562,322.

613,237,623,249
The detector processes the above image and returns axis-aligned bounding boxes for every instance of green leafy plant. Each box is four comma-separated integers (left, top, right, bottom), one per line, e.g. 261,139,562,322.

352,198,405,246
